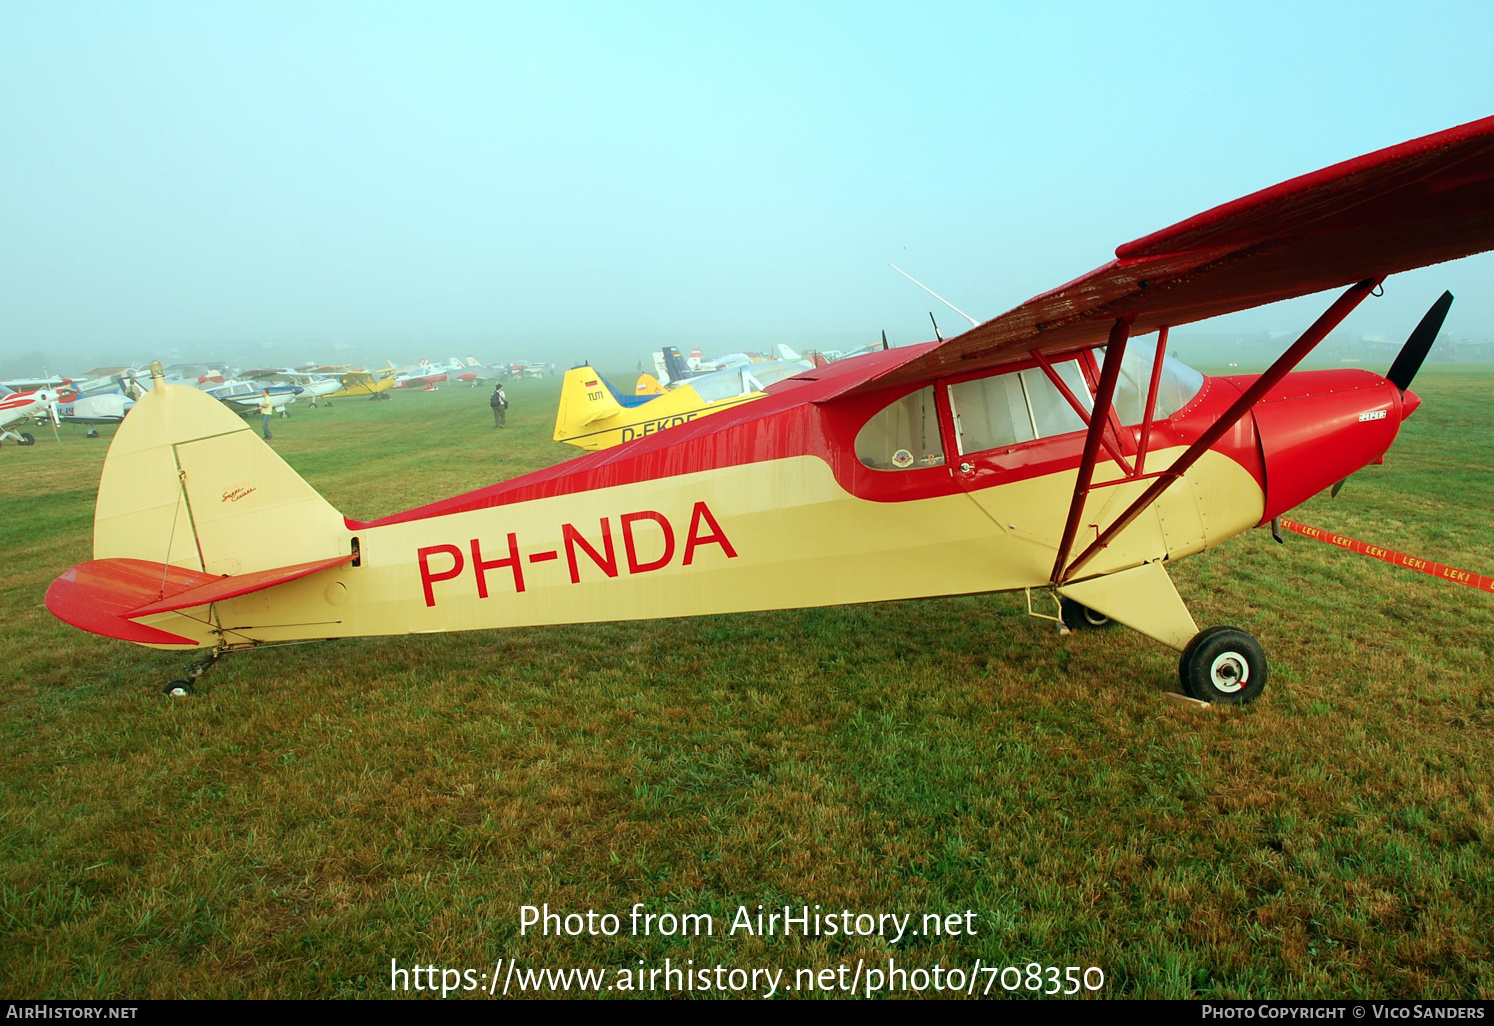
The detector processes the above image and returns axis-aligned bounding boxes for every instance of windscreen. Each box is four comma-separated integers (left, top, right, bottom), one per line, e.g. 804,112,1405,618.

1097,340,1205,424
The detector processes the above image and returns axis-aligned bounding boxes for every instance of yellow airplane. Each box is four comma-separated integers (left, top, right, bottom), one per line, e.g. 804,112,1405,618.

553,360,808,451
326,365,398,400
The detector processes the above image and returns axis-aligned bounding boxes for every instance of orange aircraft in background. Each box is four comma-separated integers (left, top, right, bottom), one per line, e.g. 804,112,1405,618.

45,117,1494,702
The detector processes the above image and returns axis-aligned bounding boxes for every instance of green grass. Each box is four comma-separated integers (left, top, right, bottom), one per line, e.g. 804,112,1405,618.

1,369,1491,999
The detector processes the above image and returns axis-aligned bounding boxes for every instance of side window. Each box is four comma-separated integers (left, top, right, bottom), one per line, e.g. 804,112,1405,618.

854,386,945,471
948,360,1091,455
948,373,1034,453
1020,363,1089,438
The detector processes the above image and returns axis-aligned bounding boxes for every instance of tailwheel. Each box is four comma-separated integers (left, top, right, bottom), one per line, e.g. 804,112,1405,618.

1060,598,1112,630
162,649,221,697
1179,626,1267,704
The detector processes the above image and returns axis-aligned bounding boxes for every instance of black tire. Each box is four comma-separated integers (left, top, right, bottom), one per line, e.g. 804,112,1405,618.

163,680,195,697
19,432,35,446
1179,626,1267,704
1061,598,1112,630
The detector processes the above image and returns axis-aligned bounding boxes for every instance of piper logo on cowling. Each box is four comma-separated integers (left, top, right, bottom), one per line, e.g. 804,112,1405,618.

416,501,738,607
1358,410,1387,422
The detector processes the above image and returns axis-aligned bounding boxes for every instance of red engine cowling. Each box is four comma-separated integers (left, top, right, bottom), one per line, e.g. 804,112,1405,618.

1241,369,1414,522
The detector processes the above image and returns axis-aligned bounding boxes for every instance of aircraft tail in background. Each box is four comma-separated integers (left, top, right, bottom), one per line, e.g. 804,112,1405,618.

635,373,667,395
661,347,693,384
554,366,626,442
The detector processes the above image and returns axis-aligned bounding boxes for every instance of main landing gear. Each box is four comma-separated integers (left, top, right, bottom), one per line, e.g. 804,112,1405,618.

162,649,221,697
1060,598,1113,630
1178,626,1268,704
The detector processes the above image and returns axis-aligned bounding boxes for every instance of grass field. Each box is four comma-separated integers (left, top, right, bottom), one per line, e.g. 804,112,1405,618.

1,368,1491,999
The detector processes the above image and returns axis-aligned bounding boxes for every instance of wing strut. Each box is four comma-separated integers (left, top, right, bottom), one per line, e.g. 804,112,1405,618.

1050,317,1131,584
1133,326,1170,477
1057,276,1382,585
1030,348,1132,473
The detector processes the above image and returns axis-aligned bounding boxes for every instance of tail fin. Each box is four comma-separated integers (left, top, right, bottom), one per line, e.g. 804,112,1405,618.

776,344,801,362
92,382,346,577
553,367,624,443
661,346,692,383
635,373,667,395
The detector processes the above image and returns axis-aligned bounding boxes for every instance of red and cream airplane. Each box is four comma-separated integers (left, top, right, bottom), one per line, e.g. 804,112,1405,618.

45,117,1494,701
0,385,63,447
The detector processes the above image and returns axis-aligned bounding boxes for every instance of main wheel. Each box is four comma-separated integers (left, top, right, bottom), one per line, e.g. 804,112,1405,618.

1061,598,1112,630
1179,626,1267,704
163,680,195,697
19,432,35,446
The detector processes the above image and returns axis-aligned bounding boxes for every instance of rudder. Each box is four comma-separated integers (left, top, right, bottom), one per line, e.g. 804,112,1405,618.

553,367,625,443
94,376,347,578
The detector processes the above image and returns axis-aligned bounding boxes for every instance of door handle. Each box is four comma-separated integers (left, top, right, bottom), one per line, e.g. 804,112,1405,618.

959,462,974,474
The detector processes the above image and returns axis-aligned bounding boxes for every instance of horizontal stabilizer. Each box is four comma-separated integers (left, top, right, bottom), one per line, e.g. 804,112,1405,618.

46,559,220,646
45,554,353,645
125,553,353,616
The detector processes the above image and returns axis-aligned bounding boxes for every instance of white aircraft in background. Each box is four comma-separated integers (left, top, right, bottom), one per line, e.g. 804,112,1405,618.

0,375,73,392
202,380,303,416
0,386,62,446
60,392,135,425
247,369,343,407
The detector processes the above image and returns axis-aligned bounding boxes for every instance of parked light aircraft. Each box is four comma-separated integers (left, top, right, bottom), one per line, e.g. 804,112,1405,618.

60,392,135,425
392,360,452,389
246,369,343,407
204,380,303,416
44,117,1494,702
0,386,62,446
326,366,398,400
554,358,812,451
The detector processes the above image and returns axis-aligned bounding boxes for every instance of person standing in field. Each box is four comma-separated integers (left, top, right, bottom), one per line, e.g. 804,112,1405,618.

258,388,274,439
490,383,508,428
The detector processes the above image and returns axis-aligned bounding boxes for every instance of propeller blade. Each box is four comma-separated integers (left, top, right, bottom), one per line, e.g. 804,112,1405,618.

1386,291,1453,393
1330,479,1347,498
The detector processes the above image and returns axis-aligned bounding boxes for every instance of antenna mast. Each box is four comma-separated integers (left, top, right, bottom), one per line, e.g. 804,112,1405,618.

890,264,979,327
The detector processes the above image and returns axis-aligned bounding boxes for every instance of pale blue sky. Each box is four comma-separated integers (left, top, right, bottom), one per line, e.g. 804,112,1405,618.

3,1,1493,368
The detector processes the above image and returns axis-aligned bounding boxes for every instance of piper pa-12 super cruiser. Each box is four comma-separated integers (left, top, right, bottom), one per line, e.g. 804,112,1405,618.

45,117,1494,701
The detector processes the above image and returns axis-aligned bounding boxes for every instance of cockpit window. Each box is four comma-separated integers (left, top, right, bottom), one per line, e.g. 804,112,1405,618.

855,386,945,471
948,359,1090,455
1097,340,1205,424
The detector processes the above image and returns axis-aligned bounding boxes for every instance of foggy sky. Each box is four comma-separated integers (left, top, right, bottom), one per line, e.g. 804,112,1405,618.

4,2,1493,374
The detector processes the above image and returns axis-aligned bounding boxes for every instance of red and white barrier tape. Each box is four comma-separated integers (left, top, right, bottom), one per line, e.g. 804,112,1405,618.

1277,518,1494,593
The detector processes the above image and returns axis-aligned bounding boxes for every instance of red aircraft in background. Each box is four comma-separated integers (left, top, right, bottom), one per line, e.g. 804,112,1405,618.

45,116,1494,702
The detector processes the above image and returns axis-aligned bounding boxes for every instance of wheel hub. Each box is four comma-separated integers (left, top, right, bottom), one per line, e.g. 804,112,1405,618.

1209,652,1249,693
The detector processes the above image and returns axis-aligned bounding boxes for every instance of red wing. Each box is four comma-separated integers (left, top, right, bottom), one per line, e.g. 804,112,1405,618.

860,114,1494,392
